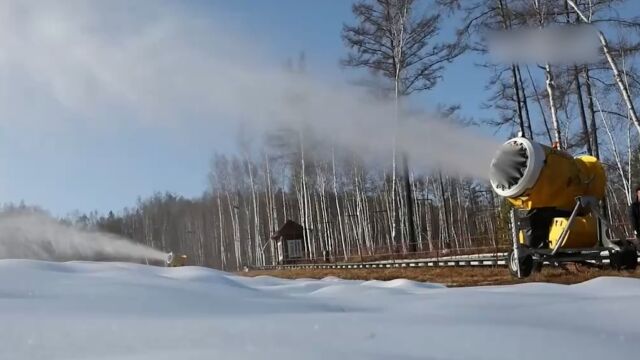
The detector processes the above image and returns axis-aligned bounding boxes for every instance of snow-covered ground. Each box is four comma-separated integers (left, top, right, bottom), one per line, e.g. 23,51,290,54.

1,260,639,360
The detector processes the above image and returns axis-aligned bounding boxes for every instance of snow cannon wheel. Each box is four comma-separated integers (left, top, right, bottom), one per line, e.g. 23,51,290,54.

508,249,534,279
610,247,638,271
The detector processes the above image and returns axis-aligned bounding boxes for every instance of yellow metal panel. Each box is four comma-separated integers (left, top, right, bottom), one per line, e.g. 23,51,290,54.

517,216,597,249
548,216,598,249
575,155,606,200
508,148,606,212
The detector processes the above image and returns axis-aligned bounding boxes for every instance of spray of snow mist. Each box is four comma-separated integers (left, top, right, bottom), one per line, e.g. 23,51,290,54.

0,213,167,262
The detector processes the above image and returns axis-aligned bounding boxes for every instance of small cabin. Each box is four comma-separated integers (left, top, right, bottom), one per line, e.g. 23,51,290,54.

271,220,306,264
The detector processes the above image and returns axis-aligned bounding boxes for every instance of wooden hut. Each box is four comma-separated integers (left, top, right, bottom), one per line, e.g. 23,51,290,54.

271,220,306,264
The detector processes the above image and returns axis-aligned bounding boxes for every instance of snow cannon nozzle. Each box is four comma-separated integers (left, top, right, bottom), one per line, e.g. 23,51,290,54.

489,137,545,198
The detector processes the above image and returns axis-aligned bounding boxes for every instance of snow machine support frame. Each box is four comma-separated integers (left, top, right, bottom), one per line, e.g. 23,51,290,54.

551,199,582,255
510,208,521,277
508,196,637,278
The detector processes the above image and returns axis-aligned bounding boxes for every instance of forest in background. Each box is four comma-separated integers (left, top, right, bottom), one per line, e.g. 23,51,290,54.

5,0,640,271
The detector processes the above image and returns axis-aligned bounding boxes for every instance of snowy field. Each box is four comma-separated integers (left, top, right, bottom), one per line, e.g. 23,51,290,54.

1,260,639,360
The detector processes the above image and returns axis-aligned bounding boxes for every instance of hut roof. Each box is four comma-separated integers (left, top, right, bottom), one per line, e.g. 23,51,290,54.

271,220,304,240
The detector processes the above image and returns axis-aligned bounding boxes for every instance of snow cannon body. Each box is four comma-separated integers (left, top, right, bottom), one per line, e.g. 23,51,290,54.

490,137,605,211
489,137,637,278
166,252,188,267
490,137,604,249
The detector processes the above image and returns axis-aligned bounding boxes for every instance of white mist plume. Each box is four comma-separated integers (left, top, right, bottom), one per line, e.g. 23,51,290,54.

487,25,600,65
0,213,167,262
0,0,499,180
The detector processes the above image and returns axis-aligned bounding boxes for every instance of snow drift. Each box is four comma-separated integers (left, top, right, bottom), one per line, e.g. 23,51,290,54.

1,260,639,360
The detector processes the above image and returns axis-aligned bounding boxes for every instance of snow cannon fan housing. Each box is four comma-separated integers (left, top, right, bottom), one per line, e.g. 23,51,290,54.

489,137,605,211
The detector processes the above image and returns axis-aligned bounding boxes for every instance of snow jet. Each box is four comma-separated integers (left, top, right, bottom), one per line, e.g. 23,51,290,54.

0,213,167,262
0,0,499,180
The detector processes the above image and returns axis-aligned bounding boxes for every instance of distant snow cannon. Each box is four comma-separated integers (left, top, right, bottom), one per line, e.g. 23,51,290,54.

489,137,637,278
166,252,188,267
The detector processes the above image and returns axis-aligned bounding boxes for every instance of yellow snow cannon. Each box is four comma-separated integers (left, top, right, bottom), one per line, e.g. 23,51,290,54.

490,137,605,212
489,137,637,278
166,252,188,267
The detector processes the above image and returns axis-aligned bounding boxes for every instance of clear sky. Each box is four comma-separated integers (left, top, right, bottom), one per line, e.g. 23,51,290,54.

0,0,505,216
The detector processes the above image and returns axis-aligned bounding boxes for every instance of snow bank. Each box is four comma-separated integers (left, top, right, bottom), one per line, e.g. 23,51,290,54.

1,260,639,360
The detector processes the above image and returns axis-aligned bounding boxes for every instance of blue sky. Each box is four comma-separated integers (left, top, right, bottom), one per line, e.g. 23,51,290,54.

0,1,503,216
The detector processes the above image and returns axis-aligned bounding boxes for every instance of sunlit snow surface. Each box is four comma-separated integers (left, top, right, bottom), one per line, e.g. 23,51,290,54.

1,260,639,360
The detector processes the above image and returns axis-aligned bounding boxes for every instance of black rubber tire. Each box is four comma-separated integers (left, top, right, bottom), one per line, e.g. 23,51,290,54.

610,248,638,271
532,260,543,273
508,249,534,279
622,248,638,271
610,250,622,270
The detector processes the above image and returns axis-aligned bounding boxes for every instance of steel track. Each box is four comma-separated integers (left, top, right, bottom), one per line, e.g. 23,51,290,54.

256,253,508,270
253,252,640,271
